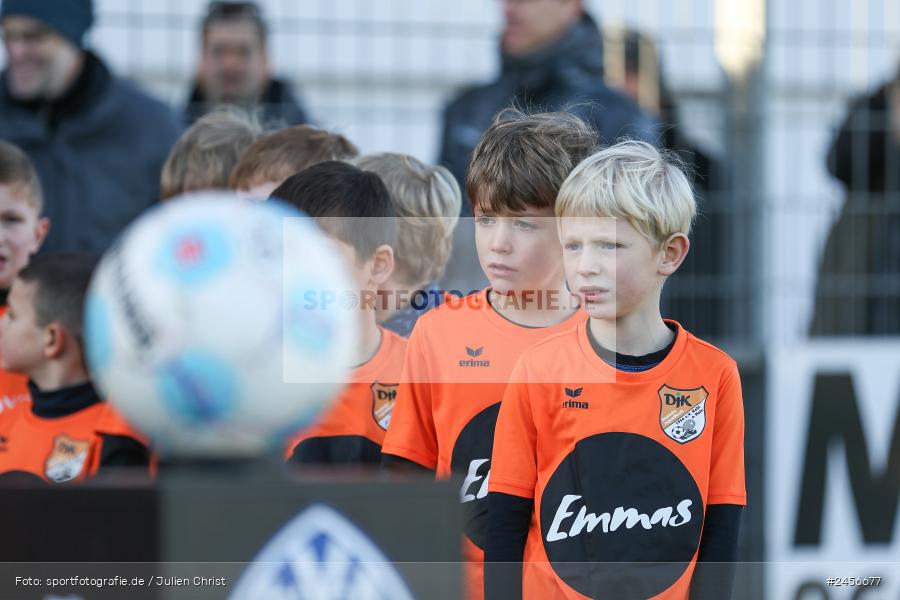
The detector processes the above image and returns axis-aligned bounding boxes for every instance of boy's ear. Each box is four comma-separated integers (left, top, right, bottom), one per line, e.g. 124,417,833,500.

368,244,395,287
32,217,50,254
42,321,68,360
658,233,690,276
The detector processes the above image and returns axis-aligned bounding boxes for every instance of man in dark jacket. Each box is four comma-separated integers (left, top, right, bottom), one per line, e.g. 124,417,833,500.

438,0,657,292
810,75,900,335
440,0,656,196
0,0,182,254
185,1,308,128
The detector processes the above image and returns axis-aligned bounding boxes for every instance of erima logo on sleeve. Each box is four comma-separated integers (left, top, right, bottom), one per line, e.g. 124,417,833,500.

459,346,490,367
562,387,588,409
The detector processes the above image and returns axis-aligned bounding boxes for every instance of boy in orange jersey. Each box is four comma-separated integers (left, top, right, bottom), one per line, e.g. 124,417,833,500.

487,141,745,600
274,161,405,464
0,141,49,421
0,253,150,484
351,152,461,337
380,110,597,599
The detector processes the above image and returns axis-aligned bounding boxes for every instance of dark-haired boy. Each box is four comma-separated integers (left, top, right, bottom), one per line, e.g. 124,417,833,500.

0,253,150,483
274,161,406,464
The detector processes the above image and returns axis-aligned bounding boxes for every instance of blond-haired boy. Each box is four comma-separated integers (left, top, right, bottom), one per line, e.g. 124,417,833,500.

160,108,262,200
487,141,745,599
352,152,460,337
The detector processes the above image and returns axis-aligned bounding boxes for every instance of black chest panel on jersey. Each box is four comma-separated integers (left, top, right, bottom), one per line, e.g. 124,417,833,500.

451,402,501,550
540,432,703,599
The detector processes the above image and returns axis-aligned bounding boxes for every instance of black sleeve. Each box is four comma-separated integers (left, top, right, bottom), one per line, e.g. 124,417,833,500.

484,491,533,600
97,434,152,469
380,452,434,475
689,504,743,600
827,87,890,191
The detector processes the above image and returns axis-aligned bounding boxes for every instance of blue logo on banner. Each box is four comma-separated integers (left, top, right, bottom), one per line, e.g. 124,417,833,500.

229,504,413,600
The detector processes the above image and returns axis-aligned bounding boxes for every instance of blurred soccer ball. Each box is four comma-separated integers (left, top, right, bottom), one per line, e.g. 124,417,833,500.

84,192,357,457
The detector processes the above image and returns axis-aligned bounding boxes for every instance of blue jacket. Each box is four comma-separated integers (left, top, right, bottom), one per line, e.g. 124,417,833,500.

439,13,658,212
0,54,182,253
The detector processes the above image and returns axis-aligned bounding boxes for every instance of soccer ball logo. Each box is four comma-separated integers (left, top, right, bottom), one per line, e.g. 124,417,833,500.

671,419,698,442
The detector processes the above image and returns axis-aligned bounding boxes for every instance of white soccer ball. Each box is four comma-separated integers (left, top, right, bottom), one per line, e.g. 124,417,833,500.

83,192,357,458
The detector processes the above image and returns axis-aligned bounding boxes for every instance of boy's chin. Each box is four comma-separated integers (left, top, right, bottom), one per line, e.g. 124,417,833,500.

583,303,619,320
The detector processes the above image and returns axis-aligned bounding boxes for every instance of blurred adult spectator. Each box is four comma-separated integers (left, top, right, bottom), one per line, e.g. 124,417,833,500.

438,0,657,292
185,1,309,128
606,30,728,339
0,0,181,254
810,70,900,335
439,0,657,196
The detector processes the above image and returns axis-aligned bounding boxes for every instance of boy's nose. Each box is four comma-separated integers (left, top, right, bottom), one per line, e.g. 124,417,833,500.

489,226,514,254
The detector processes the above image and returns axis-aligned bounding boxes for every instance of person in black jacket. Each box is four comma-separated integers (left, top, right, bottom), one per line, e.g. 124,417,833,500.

0,0,182,254
439,1,657,195
608,29,728,340
438,0,657,293
185,1,309,128
810,72,900,335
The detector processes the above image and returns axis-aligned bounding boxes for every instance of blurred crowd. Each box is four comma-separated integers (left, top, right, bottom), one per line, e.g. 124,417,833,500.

0,0,896,337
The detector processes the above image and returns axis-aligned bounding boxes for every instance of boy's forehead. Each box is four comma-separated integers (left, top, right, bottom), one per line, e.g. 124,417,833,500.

477,205,555,218
559,216,618,234
0,183,40,216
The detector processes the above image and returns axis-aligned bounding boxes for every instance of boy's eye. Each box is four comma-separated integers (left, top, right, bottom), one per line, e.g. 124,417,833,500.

475,216,496,226
564,242,581,251
0,215,24,225
600,242,618,250
514,219,536,230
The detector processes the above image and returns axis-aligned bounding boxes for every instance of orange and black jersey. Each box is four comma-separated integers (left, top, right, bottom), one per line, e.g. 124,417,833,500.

381,288,585,597
0,304,31,425
287,328,407,465
489,320,746,600
0,381,151,484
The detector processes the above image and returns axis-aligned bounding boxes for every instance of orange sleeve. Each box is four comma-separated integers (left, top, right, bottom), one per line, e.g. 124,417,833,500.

95,403,150,445
707,361,747,505
488,358,537,499
380,325,439,469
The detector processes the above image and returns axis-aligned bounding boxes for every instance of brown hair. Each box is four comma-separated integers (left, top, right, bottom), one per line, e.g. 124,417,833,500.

0,140,43,213
202,1,267,45
465,109,597,213
352,153,460,288
229,125,359,191
160,108,262,200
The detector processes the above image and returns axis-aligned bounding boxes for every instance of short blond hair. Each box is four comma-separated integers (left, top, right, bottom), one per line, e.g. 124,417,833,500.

352,153,461,288
160,108,262,200
228,125,359,190
0,140,42,213
556,140,695,244
466,109,597,213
